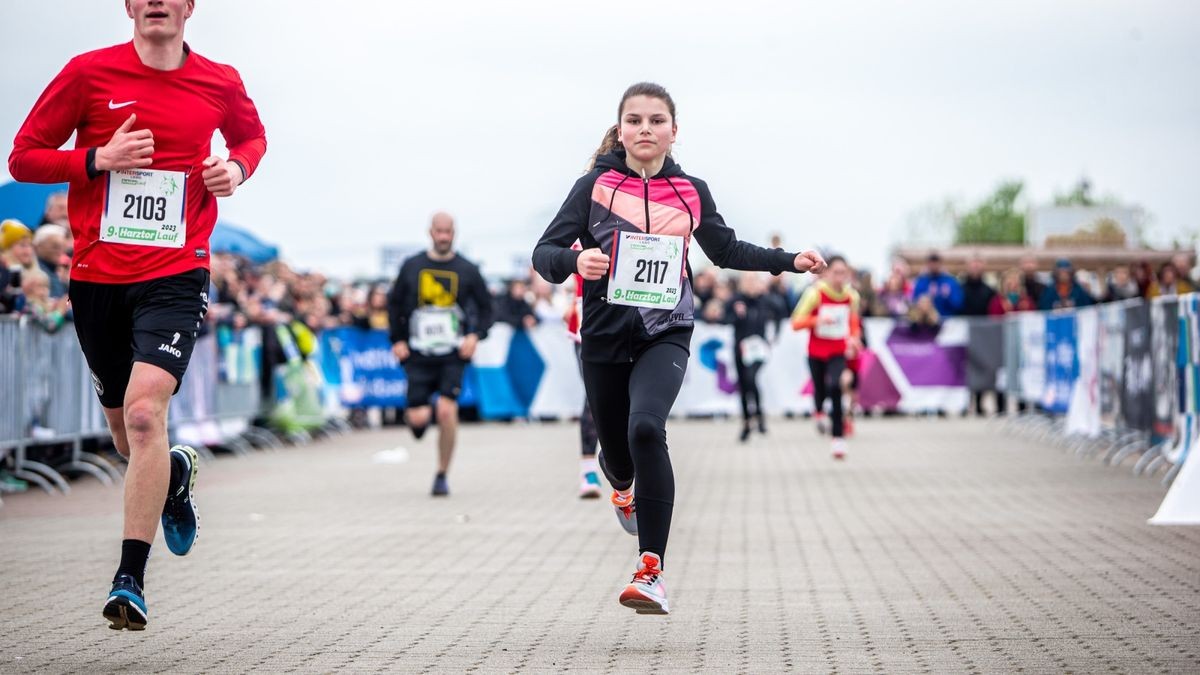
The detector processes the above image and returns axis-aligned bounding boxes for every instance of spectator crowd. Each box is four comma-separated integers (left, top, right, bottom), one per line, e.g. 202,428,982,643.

5,199,1198,490
5,196,1198,342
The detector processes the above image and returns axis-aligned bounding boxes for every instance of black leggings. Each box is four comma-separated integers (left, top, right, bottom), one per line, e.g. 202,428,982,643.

582,342,688,563
733,345,764,426
809,355,846,438
574,343,597,456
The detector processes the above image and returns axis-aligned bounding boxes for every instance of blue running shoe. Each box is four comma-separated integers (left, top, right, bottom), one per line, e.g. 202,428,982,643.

580,471,602,499
162,445,200,556
431,473,449,497
103,574,148,631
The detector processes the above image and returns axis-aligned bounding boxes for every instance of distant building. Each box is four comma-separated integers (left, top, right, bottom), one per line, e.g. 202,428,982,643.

1026,205,1144,249
892,245,1188,275
893,202,1190,276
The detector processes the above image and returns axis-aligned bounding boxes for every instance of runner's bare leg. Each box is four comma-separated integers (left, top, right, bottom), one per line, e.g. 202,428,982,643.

435,397,458,474
117,362,176,543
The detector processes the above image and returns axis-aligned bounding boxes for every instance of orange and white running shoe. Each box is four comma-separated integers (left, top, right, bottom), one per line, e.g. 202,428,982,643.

814,412,828,436
619,552,669,614
611,490,637,535
831,438,847,461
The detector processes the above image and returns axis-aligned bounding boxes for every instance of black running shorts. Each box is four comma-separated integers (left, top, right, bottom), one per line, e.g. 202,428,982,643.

69,268,210,409
403,353,467,408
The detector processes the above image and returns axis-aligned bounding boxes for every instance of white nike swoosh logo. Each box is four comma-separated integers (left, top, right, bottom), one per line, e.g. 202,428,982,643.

108,100,136,110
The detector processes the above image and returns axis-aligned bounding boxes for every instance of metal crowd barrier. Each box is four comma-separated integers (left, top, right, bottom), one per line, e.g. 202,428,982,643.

993,296,1191,485
0,315,119,494
1,316,283,497
169,326,282,458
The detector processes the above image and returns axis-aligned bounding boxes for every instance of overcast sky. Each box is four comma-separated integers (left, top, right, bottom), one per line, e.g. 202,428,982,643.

2,0,1198,279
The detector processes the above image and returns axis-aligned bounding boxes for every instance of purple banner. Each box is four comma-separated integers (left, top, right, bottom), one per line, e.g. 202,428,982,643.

886,328,967,387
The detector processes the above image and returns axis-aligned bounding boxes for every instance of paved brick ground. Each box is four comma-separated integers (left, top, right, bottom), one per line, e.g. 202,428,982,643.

1,417,1198,673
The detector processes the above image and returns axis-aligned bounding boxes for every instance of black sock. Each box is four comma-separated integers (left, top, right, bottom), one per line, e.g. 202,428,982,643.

116,539,152,588
411,424,428,440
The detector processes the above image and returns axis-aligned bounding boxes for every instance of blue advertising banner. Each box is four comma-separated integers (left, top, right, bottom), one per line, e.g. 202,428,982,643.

323,328,408,408
319,328,481,410
1042,313,1078,414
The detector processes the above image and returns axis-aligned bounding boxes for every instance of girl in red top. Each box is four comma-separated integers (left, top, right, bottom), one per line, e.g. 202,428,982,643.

792,256,862,460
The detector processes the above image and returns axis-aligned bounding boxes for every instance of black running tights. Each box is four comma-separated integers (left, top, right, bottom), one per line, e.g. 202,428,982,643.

582,342,688,563
574,343,597,456
809,355,846,438
733,347,764,426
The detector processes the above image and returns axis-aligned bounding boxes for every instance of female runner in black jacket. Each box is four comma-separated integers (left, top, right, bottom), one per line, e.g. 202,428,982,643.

532,82,825,615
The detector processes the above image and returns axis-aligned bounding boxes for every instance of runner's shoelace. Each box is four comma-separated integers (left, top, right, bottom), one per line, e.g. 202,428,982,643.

632,567,660,585
612,493,635,517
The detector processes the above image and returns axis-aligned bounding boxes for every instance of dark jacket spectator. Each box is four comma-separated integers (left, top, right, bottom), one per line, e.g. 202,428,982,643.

1037,259,1095,310
1019,256,1046,304
959,257,995,317
0,266,19,314
1103,265,1142,303
494,279,537,330
1132,261,1154,297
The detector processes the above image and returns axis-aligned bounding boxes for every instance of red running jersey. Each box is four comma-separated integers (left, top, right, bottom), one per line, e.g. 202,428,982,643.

792,281,862,360
9,41,267,284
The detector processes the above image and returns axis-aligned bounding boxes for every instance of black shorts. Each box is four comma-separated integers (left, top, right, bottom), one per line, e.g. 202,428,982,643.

403,353,467,408
69,268,210,409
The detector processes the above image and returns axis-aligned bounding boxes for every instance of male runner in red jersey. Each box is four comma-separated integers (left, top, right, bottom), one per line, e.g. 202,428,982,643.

8,0,266,631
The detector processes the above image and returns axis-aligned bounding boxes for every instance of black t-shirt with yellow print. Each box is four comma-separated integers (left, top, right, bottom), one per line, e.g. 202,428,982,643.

386,252,493,356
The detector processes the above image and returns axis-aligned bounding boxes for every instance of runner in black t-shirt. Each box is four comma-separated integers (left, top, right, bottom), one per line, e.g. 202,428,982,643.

387,212,493,497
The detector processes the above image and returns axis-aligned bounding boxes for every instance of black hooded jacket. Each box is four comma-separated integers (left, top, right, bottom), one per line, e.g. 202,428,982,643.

532,150,799,363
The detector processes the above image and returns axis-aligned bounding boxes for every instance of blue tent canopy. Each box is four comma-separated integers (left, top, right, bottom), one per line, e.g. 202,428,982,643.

0,181,67,226
211,220,280,264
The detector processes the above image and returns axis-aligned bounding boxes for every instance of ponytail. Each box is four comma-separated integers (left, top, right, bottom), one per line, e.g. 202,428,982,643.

587,124,621,171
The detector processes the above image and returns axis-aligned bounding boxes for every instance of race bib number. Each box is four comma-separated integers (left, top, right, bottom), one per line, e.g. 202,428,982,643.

607,231,685,310
411,308,460,353
100,169,187,248
740,335,770,365
815,304,851,340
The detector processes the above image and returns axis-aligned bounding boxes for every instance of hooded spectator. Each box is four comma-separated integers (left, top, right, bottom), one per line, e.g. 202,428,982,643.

1038,259,1095,310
